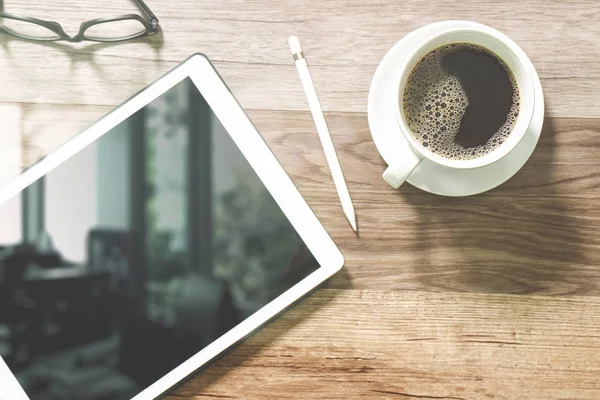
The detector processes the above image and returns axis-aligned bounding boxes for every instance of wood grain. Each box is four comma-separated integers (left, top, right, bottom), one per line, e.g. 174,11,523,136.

1,1,600,116
168,289,600,400
251,113,600,296
2,0,600,398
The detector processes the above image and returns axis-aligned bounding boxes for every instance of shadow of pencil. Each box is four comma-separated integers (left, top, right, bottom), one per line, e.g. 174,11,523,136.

164,289,337,399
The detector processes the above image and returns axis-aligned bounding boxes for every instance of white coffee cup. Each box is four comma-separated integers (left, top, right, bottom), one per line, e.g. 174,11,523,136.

382,22,536,189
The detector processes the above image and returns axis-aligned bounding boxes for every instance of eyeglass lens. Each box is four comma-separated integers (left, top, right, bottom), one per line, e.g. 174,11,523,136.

0,17,60,39
83,18,148,40
0,16,148,41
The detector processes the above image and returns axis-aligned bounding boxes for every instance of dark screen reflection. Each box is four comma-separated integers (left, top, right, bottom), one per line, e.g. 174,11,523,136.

0,78,319,400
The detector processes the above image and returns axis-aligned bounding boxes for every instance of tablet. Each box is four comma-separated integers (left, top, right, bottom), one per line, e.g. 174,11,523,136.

0,54,344,400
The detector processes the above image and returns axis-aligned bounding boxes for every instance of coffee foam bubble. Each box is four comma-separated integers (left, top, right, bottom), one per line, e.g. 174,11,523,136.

402,43,519,161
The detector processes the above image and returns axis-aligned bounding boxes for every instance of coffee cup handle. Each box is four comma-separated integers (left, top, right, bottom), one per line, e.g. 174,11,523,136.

382,144,423,189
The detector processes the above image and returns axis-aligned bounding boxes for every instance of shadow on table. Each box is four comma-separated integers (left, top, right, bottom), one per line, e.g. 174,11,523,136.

0,25,165,168
400,116,589,296
165,289,337,399
326,264,353,289
0,29,164,70
0,0,164,83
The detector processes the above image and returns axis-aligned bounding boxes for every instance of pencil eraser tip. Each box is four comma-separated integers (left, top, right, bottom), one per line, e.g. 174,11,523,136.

288,36,302,54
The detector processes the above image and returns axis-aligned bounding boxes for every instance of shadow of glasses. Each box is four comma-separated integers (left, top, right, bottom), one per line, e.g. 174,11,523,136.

0,30,165,83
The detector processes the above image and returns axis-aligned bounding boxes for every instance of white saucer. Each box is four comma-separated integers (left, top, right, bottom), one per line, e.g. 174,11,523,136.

368,21,545,196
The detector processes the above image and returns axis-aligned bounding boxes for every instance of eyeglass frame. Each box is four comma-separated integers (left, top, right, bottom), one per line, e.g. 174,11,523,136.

0,0,159,43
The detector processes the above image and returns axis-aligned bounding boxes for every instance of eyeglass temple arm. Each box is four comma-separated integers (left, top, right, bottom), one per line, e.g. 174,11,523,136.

135,0,158,24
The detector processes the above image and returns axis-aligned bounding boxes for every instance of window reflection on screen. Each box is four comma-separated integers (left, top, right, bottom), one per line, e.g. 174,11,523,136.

0,77,320,400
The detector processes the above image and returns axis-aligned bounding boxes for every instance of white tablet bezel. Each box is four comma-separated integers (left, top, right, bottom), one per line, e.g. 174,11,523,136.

0,53,344,400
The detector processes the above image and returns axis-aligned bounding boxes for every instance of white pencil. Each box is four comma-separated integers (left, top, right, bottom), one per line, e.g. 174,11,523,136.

288,36,357,232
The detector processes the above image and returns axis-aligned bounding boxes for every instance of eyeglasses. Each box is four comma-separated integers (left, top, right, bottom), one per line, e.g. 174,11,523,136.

0,0,159,42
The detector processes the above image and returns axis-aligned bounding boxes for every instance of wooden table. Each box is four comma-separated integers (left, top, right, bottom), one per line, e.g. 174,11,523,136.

2,1,600,399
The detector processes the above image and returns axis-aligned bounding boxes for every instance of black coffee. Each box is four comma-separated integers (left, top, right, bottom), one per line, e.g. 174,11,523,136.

402,43,519,160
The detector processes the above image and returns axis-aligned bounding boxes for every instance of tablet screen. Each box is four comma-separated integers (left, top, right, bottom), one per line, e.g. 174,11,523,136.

0,77,320,399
